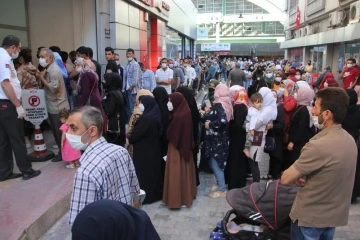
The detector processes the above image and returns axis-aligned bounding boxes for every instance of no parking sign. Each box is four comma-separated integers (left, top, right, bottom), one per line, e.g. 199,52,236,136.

21,89,48,125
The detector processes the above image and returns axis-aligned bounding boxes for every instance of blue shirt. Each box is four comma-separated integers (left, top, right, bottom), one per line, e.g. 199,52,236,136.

140,69,155,92
209,65,216,77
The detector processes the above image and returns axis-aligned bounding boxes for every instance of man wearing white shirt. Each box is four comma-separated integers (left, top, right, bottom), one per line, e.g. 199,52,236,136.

183,58,196,87
0,35,41,181
155,58,173,94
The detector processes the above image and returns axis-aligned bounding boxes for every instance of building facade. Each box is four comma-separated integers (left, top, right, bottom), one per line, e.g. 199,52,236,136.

281,0,360,79
193,0,286,58
0,0,197,72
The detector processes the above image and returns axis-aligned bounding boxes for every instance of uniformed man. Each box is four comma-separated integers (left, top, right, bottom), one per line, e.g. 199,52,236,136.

0,35,41,181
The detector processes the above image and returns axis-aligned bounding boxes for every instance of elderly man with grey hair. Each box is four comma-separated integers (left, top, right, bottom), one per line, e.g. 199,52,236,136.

67,106,140,224
227,62,246,87
35,48,69,162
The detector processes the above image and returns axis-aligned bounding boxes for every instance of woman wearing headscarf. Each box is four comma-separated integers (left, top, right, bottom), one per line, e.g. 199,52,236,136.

102,73,126,147
208,79,220,106
75,58,107,131
226,85,248,190
128,95,163,204
71,199,160,240
266,90,285,179
153,87,170,157
342,89,360,203
203,84,232,198
288,67,297,82
248,66,270,97
282,79,298,131
106,60,120,75
163,92,197,209
263,67,275,86
177,87,200,186
284,87,315,169
272,71,283,90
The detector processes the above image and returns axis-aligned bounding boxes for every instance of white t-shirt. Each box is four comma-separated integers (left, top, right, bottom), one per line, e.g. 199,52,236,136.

0,47,21,100
155,67,173,94
246,106,261,130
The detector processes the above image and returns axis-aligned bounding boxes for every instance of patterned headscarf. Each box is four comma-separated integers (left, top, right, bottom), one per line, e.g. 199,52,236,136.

213,84,233,121
128,89,154,133
283,79,298,96
75,57,99,92
229,85,249,108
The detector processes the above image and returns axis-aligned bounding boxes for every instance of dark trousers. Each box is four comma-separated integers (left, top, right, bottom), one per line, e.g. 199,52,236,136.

48,113,62,156
248,158,260,182
0,100,32,179
269,155,282,179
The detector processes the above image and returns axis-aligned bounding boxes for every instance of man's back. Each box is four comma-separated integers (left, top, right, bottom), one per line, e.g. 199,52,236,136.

290,125,357,228
69,137,139,224
229,68,246,86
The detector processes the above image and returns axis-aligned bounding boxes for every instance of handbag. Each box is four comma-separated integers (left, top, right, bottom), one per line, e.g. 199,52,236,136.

264,133,276,153
252,131,263,147
104,114,121,145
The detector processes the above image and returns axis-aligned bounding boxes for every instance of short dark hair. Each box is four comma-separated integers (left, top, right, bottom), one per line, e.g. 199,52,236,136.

59,108,70,119
60,51,68,63
19,48,32,63
49,46,61,53
76,46,86,54
1,35,20,48
69,51,76,58
126,48,134,54
347,58,356,64
138,62,144,68
87,47,94,58
105,47,114,54
77,46,89,57
161,58,168,63
250,93,263,103
315,88,349,124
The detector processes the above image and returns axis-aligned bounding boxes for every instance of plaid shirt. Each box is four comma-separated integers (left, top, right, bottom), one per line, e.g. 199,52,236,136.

124,59,141,94
69,137,140,224
140,69,156,92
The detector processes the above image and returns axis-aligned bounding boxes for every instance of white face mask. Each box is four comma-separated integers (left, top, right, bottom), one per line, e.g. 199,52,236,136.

127,57,133,62
167,101,174,111
169,64,174,68
65,128,91,151
347,64,353,68
295,75,301,80
312,112,326,130
265,73,273,78
39,58,48,68
257,77,261,81
75,67,82,73
11,51,19,59
161,63,167,69
275,77,282,82
279,87,285,92
138,103,145,112
115,61,120,65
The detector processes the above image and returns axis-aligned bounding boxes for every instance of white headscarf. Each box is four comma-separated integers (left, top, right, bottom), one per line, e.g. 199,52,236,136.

258,87,278,125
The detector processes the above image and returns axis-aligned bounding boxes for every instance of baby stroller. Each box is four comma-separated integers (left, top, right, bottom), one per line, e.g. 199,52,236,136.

209,180,299,240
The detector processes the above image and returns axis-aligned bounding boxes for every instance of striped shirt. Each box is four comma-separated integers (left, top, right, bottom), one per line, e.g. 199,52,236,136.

69,137,140,224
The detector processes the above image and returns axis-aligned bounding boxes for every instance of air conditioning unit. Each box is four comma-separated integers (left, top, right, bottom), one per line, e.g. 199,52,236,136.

304,25,314,36
285,30,293,40
299,27,304,37
329,11,344,27
349,1,360,25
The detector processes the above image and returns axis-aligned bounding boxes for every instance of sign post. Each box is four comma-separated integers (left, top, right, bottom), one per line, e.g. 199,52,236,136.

22,89,55,162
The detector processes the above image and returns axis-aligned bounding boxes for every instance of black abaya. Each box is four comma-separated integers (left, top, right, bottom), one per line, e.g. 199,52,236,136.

153,87,169,157
225,104,248,190
128,117,163,204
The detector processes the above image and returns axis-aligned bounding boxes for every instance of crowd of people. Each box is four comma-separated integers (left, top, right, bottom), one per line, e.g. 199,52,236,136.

1,34,360,239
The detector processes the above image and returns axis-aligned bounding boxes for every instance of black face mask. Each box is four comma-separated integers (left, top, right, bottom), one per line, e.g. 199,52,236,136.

308,63,311,65
208,88,215,94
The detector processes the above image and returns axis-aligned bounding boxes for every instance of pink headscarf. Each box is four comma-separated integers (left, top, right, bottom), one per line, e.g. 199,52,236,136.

296,87,315,127
213,84,233,121
229,85,249,108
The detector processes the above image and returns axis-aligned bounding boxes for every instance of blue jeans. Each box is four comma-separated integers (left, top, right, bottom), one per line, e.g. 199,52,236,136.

291,220,335,240
210,157,226,191
126,90,136,123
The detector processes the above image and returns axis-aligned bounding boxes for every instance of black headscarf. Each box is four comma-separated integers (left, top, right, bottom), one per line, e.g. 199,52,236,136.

103,72,122,92
71,199,160,240
346,89,358,114
153,87,169,135
140,95,163,134
106,60,119,74
176,87,200,145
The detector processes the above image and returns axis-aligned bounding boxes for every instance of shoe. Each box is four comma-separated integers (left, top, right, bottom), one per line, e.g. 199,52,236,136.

209,184,219,192
53,144,59,149
66,163,75,169
52,154,62,162
22,169,41,180
0,173,23,182
209,190,227,198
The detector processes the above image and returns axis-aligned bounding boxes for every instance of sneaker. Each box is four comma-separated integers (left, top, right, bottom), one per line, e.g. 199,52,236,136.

66,163,76,169
209,184,219,192
209,190,227,198
53,144,59,149
52,154,62,162
22,169,41,180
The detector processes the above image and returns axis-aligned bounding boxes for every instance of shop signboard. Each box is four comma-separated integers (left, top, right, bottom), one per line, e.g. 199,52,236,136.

21,89,48,125
201,43,231,51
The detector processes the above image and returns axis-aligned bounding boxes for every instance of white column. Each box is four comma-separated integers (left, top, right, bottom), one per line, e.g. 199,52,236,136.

216,22,220,43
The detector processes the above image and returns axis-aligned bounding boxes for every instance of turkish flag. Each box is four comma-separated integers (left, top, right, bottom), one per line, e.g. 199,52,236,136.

296,6,301,29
